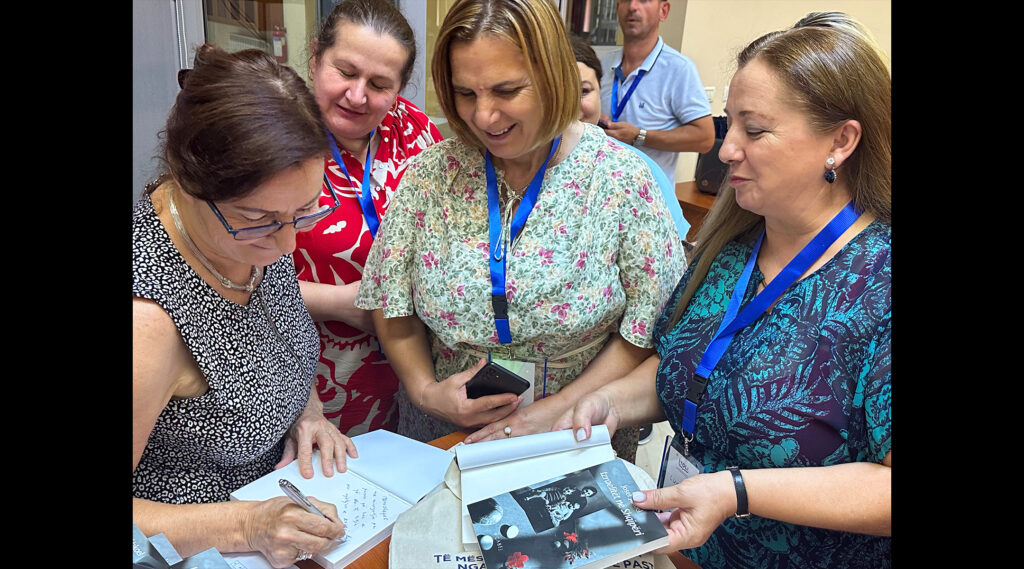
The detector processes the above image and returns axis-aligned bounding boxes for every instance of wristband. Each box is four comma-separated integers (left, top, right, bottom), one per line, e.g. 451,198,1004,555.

727,466,750,518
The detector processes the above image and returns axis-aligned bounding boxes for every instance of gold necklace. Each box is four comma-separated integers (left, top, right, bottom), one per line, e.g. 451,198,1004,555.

167,190,260,293
498,136,562,202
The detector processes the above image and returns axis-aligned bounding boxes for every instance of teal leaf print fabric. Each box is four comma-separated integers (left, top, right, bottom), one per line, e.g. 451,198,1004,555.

653,221,891,569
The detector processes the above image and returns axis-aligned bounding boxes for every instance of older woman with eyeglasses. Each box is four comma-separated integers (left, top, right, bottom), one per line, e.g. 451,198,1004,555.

133,44,354,567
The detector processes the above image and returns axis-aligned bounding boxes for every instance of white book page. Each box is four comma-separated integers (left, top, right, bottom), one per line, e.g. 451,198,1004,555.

230,451,411,566
454,426,611,470
347,429,454,504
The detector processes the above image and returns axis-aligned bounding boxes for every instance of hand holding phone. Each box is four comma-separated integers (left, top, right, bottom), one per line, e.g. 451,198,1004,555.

465,362,531,399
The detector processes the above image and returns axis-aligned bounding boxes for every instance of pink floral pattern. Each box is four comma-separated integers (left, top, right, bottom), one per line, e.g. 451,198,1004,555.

356,123,686,442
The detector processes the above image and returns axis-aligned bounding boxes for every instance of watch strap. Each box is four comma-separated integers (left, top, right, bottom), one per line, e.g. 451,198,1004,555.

727,466,750,518
633,128,647,147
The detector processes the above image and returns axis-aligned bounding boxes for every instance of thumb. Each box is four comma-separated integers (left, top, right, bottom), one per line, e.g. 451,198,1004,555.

453,357,489,388
571,410,593,443
275,437,297,470
630,487,672,512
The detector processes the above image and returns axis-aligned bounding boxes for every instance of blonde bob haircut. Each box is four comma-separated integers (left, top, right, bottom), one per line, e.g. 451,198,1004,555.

432,0,581,152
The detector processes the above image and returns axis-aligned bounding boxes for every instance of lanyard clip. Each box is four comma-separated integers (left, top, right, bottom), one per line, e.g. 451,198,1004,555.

686,373,709,404
491,294,509,320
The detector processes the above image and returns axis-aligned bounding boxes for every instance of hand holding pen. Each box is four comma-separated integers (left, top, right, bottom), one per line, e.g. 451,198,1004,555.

280,479,349,544
241,482,347,567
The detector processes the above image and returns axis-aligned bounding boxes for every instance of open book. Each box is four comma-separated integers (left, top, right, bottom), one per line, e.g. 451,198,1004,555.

455,426,616,547
230,429,454,569
467,458,669,569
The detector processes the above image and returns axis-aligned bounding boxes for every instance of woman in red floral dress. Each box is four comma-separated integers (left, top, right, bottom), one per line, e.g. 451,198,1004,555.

295,0,441,436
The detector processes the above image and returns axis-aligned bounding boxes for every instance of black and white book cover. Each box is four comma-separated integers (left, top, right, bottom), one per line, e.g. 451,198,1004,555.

468,459,669,569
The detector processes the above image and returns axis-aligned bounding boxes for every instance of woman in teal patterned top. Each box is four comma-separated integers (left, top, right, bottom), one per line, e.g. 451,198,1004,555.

355,0,685,461
557,12,891,569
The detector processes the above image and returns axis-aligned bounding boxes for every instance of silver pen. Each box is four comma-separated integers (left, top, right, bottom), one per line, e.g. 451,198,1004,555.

279,479,333,520
279,479,349,544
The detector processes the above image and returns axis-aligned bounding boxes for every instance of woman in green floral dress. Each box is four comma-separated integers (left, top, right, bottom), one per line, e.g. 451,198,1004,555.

355,0,685,460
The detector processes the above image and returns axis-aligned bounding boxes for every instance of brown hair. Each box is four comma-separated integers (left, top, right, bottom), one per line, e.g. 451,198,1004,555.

665,11,891,330
156,44,328,202
432,0,580,151
311,0,417,90
569,33,602,81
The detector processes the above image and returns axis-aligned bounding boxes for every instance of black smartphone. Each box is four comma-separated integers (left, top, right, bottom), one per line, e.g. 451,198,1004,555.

465,362,531,399
597,119,609,129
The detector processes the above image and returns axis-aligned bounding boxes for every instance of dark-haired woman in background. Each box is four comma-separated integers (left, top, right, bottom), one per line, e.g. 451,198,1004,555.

295,0,442,437
568,33,690,243
133,45,352,567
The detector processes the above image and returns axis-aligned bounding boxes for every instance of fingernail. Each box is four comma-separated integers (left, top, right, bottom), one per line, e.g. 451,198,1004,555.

575,428,586,441
631,491,646,503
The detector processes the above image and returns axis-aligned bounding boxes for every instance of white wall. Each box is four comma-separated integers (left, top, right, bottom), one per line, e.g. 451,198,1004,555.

673,0,892,182
671,0,888,182
133,0,204,205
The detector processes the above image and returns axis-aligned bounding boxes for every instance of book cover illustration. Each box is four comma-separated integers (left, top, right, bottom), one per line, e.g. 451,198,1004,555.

468,459,668,569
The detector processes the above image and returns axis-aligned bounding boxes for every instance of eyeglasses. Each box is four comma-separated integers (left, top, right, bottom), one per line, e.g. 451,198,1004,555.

207,174,340,241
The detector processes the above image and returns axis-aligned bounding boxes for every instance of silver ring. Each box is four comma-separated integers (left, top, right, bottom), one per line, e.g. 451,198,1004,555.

503,426,512,438
296,549,312,561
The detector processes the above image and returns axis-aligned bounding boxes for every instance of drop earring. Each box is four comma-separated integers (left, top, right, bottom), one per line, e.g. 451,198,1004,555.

824,156,837,184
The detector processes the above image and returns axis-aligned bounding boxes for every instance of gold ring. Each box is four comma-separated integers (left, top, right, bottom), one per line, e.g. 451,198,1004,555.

503,426,512,438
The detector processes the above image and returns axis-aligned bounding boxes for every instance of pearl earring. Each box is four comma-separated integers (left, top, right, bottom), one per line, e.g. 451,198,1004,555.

824,156,837,184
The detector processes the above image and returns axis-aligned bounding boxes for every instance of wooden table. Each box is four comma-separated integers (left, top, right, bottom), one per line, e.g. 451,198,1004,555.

676,180,717,243
297,429,702,569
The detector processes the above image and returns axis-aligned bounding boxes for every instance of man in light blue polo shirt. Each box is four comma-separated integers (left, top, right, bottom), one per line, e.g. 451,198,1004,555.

599,0,714,184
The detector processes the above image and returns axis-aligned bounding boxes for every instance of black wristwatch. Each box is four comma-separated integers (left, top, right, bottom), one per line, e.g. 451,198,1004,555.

727,466,750,518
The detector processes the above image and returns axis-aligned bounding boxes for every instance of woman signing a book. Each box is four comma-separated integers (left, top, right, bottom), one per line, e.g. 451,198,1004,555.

133,45,355,567
557,12,891,569
354,0,686,462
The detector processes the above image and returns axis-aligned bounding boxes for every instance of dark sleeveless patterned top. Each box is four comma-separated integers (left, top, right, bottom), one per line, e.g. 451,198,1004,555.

132,193,319,504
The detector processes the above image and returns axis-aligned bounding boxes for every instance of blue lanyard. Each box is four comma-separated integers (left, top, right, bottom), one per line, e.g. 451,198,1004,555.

680,201,862,435
485,136,561,344
611,69,645,123
611,43,663,122
326,130,379,238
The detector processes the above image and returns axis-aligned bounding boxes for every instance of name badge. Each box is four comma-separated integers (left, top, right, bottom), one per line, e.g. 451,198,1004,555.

658,435,702,488
491,358,535,406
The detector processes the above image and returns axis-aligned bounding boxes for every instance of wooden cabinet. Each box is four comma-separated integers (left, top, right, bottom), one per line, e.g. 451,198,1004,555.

676,181,717,243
